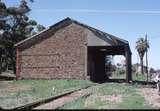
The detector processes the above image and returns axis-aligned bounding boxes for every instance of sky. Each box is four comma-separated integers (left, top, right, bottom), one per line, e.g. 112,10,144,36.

4,0,160,69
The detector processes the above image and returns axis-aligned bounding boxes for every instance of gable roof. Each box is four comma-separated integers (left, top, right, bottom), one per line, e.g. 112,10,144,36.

14,17,130,51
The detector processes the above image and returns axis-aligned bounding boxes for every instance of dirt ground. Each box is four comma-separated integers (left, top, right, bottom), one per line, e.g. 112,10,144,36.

34,87,91,109
84,94,122,109
139,87,160,108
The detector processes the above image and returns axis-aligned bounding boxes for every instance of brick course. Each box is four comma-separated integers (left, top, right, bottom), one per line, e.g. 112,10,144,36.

18,23,88,79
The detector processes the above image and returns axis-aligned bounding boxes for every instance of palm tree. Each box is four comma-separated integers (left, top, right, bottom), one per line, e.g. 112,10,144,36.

136,37,149,74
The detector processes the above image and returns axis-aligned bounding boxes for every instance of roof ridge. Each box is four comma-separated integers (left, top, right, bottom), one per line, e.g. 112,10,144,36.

14,17,129,48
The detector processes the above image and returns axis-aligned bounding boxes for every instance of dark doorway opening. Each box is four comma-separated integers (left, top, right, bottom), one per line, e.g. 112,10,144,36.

87,46,132,83
87,47,108,82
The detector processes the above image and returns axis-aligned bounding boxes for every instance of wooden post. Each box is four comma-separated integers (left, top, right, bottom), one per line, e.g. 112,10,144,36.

0,56,2,74
84,44,88,80
125,46,132,83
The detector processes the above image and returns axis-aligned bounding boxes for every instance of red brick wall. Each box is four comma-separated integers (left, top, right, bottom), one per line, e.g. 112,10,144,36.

16,48,20,79
18,23,88,79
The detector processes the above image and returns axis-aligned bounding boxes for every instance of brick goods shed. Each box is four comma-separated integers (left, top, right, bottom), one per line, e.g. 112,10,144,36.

15,17,132,82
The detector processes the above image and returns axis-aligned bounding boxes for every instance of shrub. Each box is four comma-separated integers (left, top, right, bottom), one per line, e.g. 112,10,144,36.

115,67,126,75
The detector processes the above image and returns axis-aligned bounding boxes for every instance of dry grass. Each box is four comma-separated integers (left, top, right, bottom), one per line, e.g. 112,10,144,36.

0,79,94,109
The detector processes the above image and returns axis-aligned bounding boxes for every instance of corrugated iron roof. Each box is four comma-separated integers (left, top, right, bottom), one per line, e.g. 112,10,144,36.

14,17,130,50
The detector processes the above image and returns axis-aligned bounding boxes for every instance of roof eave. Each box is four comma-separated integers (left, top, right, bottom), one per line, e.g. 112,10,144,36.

14,17,73,48
14,27,50,48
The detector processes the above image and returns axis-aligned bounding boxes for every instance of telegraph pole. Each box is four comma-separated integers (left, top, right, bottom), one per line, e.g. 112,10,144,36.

136,53,139,77
145,34,149,82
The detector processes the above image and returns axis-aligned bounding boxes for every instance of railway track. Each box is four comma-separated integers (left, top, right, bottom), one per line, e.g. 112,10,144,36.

12,84,94,110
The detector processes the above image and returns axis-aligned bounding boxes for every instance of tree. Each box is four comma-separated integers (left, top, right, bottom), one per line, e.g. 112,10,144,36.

0,0,7,74
145,34,149,81
0,0,45,73
105,55,115,77
136,37,149,74
37,24,46,32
